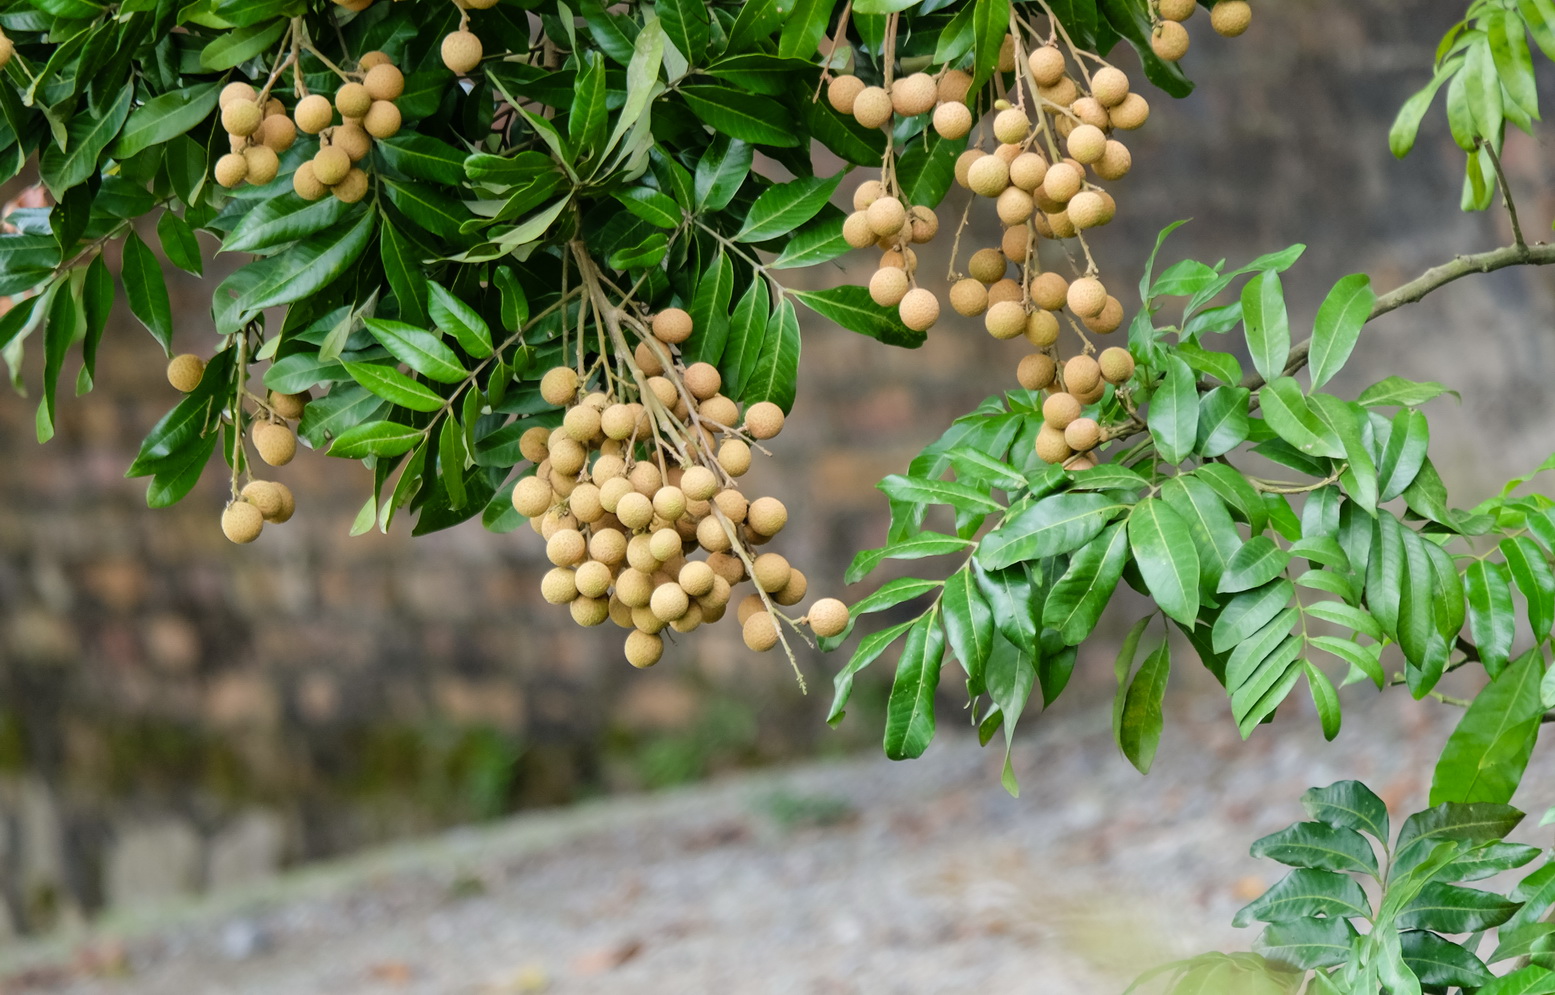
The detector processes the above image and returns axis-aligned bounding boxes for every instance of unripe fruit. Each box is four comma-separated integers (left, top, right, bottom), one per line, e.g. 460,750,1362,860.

1090,66,1130,107
539,366,578,406
167,353,205,392
570,596,610,628
950,279,989,317
1028,46,1066,86
1067,276,1108,318
1110,93,1150,131
1030,271,1069,311
996,187,1034,226
243,144,280,185
1065,354,1103,395
259,114,297,154
1100,346,1136,384
652,485,686,522
1159,0,1197,19
364,100,401,139
987,278,1023,306
967,155,1011,198
908,205,939,244
650,582,690,622
745,401,784,440
222,101,262,137
214,153,248,188
1064,417,1101,452
852,86,892,128
1084,296,1125,334
1002,226,1030,263
743,611,779,652
891,73,937,117
747,496,788,537
652,307,693,344
364,63,405,101
222,501,264,544
1066,124,1107,164
295,94,333,134
1043,162,1083,203
220,82,258,109
898,288,939,332
954,149,985,188
828,74,865,114
852,179,884,211
718,438,752,476
998,33,1017,71
293,162,327,201
1035,423,1074,464
865,196,906,237
1211,0,1252,36
624,630,663,668
869,266,909,307
993,108,1029,144
985,301,1027,340
1068,191,1107,230
546,528,587,567
843,211,875,249
442,31,483,74
1017,353,1058,391
968,248,1007,284
696,514,731,552
932,102,972,140
1152,21,1190,61
1043,391,1083,429
681,465,718,502
753,552,791,593
1025,310,1060,348
1009,152,1049,192
252,421,296,466
312,146,350,186
632,606,667,634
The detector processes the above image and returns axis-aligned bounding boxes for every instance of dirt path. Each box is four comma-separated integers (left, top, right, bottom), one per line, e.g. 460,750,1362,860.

0,686,1496,995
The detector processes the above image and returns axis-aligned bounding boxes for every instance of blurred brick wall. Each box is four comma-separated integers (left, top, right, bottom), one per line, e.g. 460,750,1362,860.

3,0,1554,935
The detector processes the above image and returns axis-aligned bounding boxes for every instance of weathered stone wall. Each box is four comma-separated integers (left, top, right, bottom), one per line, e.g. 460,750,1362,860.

1,0,1551,937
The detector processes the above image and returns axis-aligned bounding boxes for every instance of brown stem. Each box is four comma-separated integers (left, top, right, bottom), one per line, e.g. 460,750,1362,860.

1480,139,1525,250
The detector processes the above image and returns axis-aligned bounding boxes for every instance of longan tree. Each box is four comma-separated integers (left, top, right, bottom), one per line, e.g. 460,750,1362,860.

1,0,1553,986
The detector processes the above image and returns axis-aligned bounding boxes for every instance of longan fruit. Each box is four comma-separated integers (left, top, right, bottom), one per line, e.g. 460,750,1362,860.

652,485,686,522
954,149,985,188
669,601,705,634
1046,210,1077,239
1090,66,1130,107
1094,141,1132,182
745,401,784,440
1017,353,1058,391
1159,0,1197,19
967,155,1011,198
569,482,604,523
698,394,739,427
747,496,787,537
843,211,875,249
987,278,1023,307
805,599,847,638
252,421,296,466
334,82,371,119
293,162,327,201
442,30,483,74
1025,310,1060,348
331,122,371,162
222,101,262,138
679,560,716,598
257,114,296,154
743,611,779,652
713,488,748,523
891,73,937,117
546,528,587,567
166,353,205,392
996,186,1034,226
1042,162,1083,204
878,247,917,272
593,453,628,481
985,301,1028,340
1028,45,1066,86
1110,93,1151,130
827,74,865,114
237,482,285,524
652,307,693,343
1099,347,1136,384
568,596,609,627
1035,423,1073,465
596,404,632,440
242,144,280,185
329,167,367,202
562,403,601,443
539,366,578,406
295,94,334,135
1039,76,1080,107
733,594,763,627
696,514,732,552
213,153,248,188
907,205,939,244
539,508,578,540
614,491,653,530
1067,453,1099,471
1029,271,1069,311
869,266,910,307
628,460,663,497
937,69,973,103
718,438,752,476
220,81,257,109
1152,20,1190,61
708,550,745,586
1001,226,1030,263
774,568,808,606
1069,97,1109,130
1067,276,1107,318
512,476,554,520
1065,355,1103,395
1009,152,1049,192
632,606,668,635
1211,0,1251,36
992,107,1030,144
949,278,989,317
677,362,717,401
1083,296,1125,334
852,86,892,128
865,196,906,237
681,465,718,501
1066,124,1107,164
997,32,1017,71
359,52,393,71
363,63,405,101
615,568,653,608
363,100,401,139
634,340,665,376
1068,191,1107,230
753,552,791,593
851,179,884,211
312,146,350,186
932,102,972,140
222,501,264,544
1064,417,1101,452
624,630,663,668
898,288,940,332
1043,391,1083,429
549,436,586,476
649,582,690,622
968,247,1007,284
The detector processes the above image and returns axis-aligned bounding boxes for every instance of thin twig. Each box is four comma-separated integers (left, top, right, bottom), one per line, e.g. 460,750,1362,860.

1480,139,1525,249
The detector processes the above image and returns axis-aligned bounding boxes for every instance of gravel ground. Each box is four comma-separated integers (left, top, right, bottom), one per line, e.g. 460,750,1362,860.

1,677,1534,995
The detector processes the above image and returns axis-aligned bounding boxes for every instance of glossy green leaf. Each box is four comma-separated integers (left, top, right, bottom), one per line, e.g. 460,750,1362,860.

1117,639,1169,773
720,277,769,399
342,362,446,413
1213,579,1294,654
1233,868,1371,927
1399,928,1492,989
1400,882,1520,933
1259,378,1344,459
427,283,493,359
828,617,917,725
1195,385,1250,458
1242,271,1290,386
1043,522,1130,645
1219,537,1290,594
883,611,945,760
364,318,469,384
941,566,994,682
38,85,131,196
1305,662,1342,741
241,212,375,312
1308,274,1375,388
847,532,973,585
744,296,800,413
222,194,354,256
1149,355,1198,464
1302,781,1390,842
881,474,1003,515
1393,801,1525,878
978,492,1124,570
1358,376,1455,408
1466,560,1516,674
1379,408,1430,501
792,285,924,348
1250,821,1380,877
1128,498,1201,627
683,251,734,368
1502,536,1555,642
680,85,799,147
327,420,423,459
736,171,843,242
1253,915,1356,972
694,134,752,213
119,231,174,356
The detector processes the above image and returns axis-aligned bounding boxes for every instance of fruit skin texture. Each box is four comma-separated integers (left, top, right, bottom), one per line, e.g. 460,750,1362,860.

442,30,483,74
967,155,1011,198
313,146,351,186
1068,191,1107,230
1028,46,1066,86
1034,424,1073,465
1017,353,1057,391
985,301,1027,340
808,598,850,638
968,248,1006,284
1110,93,1150,130
949,278,989,317
865,196,906,236
1083,296,1125,334
744,401,785,440
269,389,309,419
852,86,892,128
1100,346,1137,383
1159,0,1197,19
748,496,788,536
1094,140,1133,181
932,102,972,140
1211,0,1252,36
743,611,779,652
166,353,205,392
1064,354,1103,394
1067,276,1108,318
1090,66,1130,107
1029,272,1068,311
1066,124,1107,164
213,153,247,188
243,145,279,185
335,82,372,118
364,100,401,138
293,162,327,201
1024,310,1059,347
539,366,578,406
898,288,940,332
624,630,663,668
652,307,693,343
222,501,264,544
294,94,333,133
1042,392,1083,429
222,101,262,137
330,163,369,201
992,108,1029,144
252,421,297,466
890,73,937,117
827,75,865,114
260,114,297,153
869,266,909,307
1152,20,1190,60
1064,417,1101,452
364,63,405,101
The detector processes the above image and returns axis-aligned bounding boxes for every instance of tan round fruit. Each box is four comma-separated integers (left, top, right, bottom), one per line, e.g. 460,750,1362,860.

806,598,848,638
539,366,578,406
1028,45,1067,86
908,205,939,244
1009,152,1049,192
222,501,264,544
570,483,605,524
708,551,744,587
1001,226,1029,263
698,394,739,427
675,362,716,402
1090,66,1130,107
292,162,327,200
442,30,483,74
252,421,296,466
1067,276,1107,318
1064,417,1101,452
717,438,751,477
1065,354,1102,395
743,611,779,652
1042,162,1083,203
828,74,865,114
968,247,1007,284
1083,296,1125,334
363,100,401,139
744,401,784,440
1017,353,1058,391
649,582,690,622
650,306,691,344
984,300,1027,341
1029,272,1069,310
632,606,667,635
213,153,247,188
599,477,634,515
1159,0,1197,19
560,404,600,444
852,179,884,211
624,630,663,668
898,288,939,332
987,278,1022,307
891,73,937,116
1068,191,1107,230
1110,93,1151,131
1099,346,1136,384
1211,0,1252,36
363,63,405,102
257,114,296,154
312,146,350,186
568,596,609,627
681,466,718,502
1046,210,1077,239
967,155,1011,198
652,485,686,523
517,426,550,464
1039,76,1080,107
294,94,333,134
752,552,791,594
268,389,309,420
696,514,731,553
598,404,634,440
852,86,892,128
241,144,279,186
220,81,257,109
1066,124,1107,164
546,528,586,567
713,488,748,523
867,266,908,308
865,196,906,237
949,278,989,317
1034,423,1073,465
615,491,653,530
240,480,286,522
996,187,1034,225
166,353,205,392
616,568,653,607
1093,141,1132,182
937,69,973,103
334,82,371,119
1025,309,1060,348
1152,20,1190,61
843,211,875,249
328,123,370,163
678,560,715,598
1043,391,1083,429
954,149,984,188
771,570,806,609
932,101,972,140
736,594,765,626
222,101,262,138
992,108,1030,145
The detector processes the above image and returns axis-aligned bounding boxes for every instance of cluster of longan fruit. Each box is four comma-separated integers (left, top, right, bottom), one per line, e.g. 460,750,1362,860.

291,52,404,203
213,84,296,190
510,309,848,668
842,181,942,333
827,68,971,134
166,353,309,543
1151,0,1253,63
1023,346,1136,468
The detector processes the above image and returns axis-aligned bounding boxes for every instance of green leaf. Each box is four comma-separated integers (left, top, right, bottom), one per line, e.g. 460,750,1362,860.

792,285,924,348
941,566,994,682
880,474,1003,515
568,51,608,158
720,276,768,399
376,134,469,186
680,85,800,146
849,577,943,620
1213,579,1294,654
1379,408,1430,501
222,194,353,255
1301,780,1390,842
382,222,429,327
1502,536,1555,642
770,212,849,269
1391,60,1459,158
121,231,173,355
156,210,202,277
199,19,287,70
1043,522,1130,645
342,362,446,413
1117,639,1169,773
1259,378,1344,459
847,532,973,585
736,171,843,242
657,0,709,61
976,561,1038,651
883,610,945,760
1400,882,1520,933
983,636,1036,796
1219,536,1290,594
1358,376,1455,408
683,251,734,367
970,0,1011,95
978,492,1125,570
1393,801,1525,878
1308,274,1375,389
1232,868,1371,927
1148,355,1198,464
828,617,917,725
896,132,964,209
364,319,469,384
744,296,801,413
1471,966,1555,995
1305,662,1341,741
1128,498,1201,627
1160,475,1241,600
327,420,423,459
1253,916,1356,972
1399,928,1492,989
241,212,375,312
113,82,221,159
613,186,681,228
1242,271,1291,386
427,283,494,359
1466,560,1516,674
38,84,132,196
1195,385,1251,458
1303,600,1385,642
1309,635,1384,689
1250,821,1380,877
